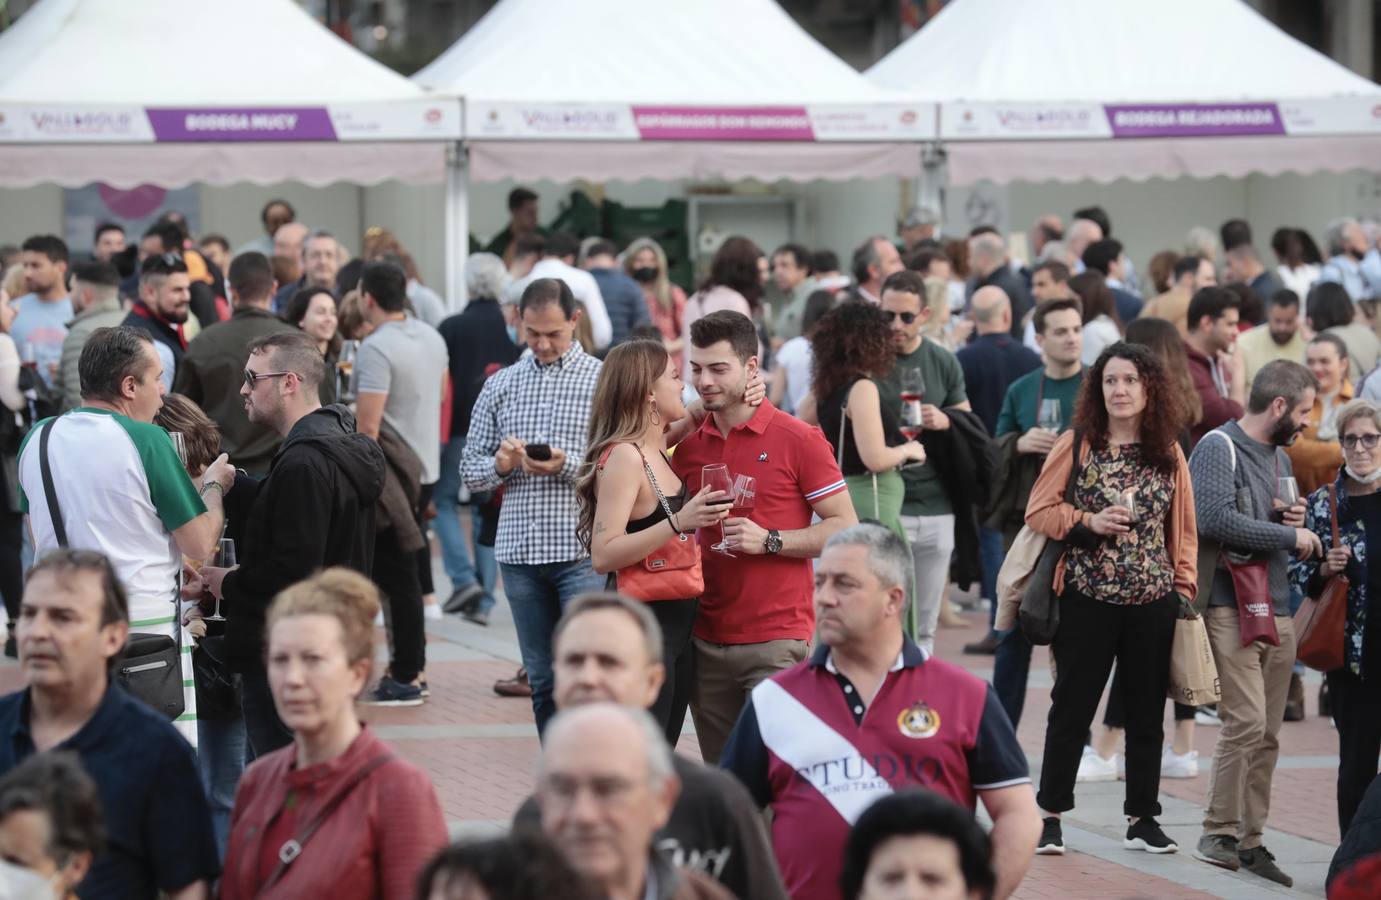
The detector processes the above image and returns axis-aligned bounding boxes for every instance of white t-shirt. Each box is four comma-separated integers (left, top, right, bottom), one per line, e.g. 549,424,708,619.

774,336,814,415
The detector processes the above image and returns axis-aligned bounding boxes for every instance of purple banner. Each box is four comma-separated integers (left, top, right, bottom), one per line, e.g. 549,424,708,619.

632,106,814,141
1105,103,1284,139
146,107,337,142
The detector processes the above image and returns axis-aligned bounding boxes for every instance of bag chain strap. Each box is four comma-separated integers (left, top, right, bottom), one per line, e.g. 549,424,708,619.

636,446,689,542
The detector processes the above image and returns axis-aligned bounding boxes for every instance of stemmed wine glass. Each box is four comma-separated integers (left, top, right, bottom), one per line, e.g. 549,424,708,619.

702,464,735,555
1038,399,1062,434
1277,477,1301,508
899,367,925,440
204,538,234,623
337,340,359,402
168,432,188,468
731,475,757,519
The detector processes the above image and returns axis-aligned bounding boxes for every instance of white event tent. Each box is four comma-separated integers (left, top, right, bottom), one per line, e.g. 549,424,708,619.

415,0,936,302
867,0,1381,188
0,0,459,189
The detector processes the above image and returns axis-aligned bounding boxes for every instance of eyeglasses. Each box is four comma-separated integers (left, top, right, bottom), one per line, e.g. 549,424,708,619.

884,311,918,324
1342,433,1381,450
243,369,292,389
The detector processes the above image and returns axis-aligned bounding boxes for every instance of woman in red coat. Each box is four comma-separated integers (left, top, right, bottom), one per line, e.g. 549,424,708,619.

222,569,447,899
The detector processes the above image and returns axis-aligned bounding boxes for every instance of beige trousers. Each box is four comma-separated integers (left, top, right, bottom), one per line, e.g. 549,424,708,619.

689,637,809,765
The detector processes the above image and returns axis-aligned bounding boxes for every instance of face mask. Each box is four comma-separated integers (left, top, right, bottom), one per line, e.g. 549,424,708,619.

1346,464,1381,484
0,859,56,900
631,267,659,284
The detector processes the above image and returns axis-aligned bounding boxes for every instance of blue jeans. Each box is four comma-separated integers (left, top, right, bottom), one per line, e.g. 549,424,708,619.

501,558,605,735
993,626,1033,728
979,526,1005,629
435,438,497,610
197,713,247,860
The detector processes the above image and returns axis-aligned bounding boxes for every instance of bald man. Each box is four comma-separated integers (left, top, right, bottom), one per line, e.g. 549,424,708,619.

1065,218,1102,266
956,286,1041,651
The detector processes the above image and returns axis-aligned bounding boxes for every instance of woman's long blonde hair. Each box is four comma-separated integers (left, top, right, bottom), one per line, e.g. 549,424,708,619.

575,340,670,551
623,237,673,310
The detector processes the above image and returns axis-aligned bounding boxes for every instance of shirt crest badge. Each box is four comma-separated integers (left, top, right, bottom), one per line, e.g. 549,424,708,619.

897,701,941,739
758,452,769,462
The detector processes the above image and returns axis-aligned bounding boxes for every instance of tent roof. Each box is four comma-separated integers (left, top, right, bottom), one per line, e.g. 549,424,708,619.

867,0,1380,104
0,0,423,105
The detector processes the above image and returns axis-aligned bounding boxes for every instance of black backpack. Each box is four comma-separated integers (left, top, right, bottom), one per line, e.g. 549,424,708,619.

0,367,62,456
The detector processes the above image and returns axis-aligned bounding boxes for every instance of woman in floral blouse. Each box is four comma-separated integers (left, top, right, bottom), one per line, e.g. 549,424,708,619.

1290,398,1381,835
1024,342,1198,856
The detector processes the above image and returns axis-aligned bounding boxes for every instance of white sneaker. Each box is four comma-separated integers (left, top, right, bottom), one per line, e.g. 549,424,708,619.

1194,707,1222,727
1161,747,1199,779
1076,746,1120,783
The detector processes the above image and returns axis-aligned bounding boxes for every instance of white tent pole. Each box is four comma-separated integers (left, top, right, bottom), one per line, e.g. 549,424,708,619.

444,141,470,311
918,140,948,229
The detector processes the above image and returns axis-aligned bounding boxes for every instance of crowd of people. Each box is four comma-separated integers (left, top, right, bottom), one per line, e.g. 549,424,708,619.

0,191,1379,900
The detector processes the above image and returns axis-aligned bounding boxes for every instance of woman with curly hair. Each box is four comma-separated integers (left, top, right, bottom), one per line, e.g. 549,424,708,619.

1024,342,1198,857
812,302,926,542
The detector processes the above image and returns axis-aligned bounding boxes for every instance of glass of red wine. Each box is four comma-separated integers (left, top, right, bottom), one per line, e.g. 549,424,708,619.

899,366,925,440
730,474,757,521
702,464,735,555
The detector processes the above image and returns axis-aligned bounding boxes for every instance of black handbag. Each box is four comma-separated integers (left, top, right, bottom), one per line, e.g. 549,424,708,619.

38,420,185,721
1018,429,1082,646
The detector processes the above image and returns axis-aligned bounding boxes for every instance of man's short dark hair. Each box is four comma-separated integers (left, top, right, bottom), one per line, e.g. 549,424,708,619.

261,198,295,225
1031,259,1071,283
93,222,124,245
1248,359,1319,415
968,224,999,238
1033,297,1083,335
1173,255,1204,282
584,238,618,261
840,790,995,900
1269,288,1300,311
1307,281,1356,331
359,261,407,312
69,260,120,289
690,310,757,364
139,251,188,284
228,252,275,304
20,235,68,264
519,277,577,319
772,243,812,272
199,233,230,255
851,236,888,284
543,232,579,261
0,751,105,866
880,269,926,300
508,187,538,212
513,233,546,260
26,548,128,629
1081,239,1123,276
1221,218,1253,252
78,327,155,403
141,220,184,254
1186,286,1241,331
1073,205,1112,237
905,248,947,276
246,331,326,391
811,249,839,274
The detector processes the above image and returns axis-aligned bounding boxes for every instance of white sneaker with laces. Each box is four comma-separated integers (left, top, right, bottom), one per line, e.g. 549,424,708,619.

1161,746,1199,779
1076,746,1120,783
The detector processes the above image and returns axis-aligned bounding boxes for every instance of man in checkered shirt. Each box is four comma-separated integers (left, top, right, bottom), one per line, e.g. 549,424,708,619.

462,278,606,734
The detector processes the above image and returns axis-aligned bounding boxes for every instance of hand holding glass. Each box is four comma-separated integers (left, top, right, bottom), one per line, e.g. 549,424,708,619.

169,432,188,468
1116,489,1139,524
1038,399,1062,433
702,465,735,555
1277,477,1300,507
204,539,235,622
899,368,925,440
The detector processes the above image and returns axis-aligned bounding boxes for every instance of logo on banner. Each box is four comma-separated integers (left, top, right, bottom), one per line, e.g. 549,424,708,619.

993,107,1093,134
900,109,918,125
425,108,443,124
897,701,941,739
29,109,138,138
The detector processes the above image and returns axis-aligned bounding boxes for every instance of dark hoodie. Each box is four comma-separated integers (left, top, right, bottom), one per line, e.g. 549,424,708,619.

221,404,386,670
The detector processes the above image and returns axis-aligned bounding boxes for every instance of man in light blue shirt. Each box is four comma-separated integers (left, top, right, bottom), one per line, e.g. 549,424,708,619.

10,235,72,389
1318,217,1374,302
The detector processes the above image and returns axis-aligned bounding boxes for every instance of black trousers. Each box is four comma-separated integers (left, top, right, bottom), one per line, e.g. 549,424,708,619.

0,504,22,627
1038,589,1177,817
240,667,292,759
1328,666,1381,834
376,527,425,683
414,482,435,596
648,598,697,748
1105,665,1197,728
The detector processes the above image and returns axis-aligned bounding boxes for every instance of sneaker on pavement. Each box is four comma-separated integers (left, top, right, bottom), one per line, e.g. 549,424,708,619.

1036,817,1065,855
1194,705,1222,726
1238,846,1292,887
963,632,1001,655
463,605,491,627
363,675,424,707
1161,746,1199,779
1075,746,1119,783
443,583,485,615
1125,818,1178,853
1193,834,1240,870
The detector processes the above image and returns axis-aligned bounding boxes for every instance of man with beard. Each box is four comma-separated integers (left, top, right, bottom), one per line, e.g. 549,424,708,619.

1188,360,1322,887
1319,217,1374,303
123,253,192,388
1184,287,1246,447
198,332,385,756
11,235,71,389
1236,290,1307,386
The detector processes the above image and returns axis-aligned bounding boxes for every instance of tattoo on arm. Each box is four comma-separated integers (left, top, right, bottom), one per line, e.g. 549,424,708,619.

594,522,606,535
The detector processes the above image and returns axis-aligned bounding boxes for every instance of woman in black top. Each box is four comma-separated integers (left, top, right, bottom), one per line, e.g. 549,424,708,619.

576,340,730,744
812,303,926,539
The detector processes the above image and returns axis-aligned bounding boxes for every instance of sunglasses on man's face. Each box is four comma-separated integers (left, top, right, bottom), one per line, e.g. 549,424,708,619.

1342,433,1381,450
884,310,918,324
243,369,292,390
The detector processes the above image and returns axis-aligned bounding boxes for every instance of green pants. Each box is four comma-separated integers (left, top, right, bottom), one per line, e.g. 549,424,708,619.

844,470,918,639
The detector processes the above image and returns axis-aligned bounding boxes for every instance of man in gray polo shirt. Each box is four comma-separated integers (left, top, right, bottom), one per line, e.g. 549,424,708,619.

354,260,449,705
1188,359,1321,887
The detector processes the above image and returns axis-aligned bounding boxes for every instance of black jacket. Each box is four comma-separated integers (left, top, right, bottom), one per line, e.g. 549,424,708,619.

438,298,521,440
920,407,998,590
969,267,1032,340
221,405,385,670
1330,774,1381,891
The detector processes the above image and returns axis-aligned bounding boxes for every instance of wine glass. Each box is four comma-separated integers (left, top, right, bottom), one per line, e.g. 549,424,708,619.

1116,489,1139,525
1277,477,1301,508
702,464,735,555
730,475,757,518
1038,399,1062,433
899,367,925,440
204,538,235,623
337,340,359,401
168,432,188,468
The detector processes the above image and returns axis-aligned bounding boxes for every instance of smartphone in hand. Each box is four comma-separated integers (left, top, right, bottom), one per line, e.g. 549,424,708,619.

525,443,553,461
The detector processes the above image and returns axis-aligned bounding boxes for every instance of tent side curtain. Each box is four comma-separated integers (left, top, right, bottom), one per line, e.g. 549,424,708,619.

944,134,1381,186
466,141,922,183
0,142,448,189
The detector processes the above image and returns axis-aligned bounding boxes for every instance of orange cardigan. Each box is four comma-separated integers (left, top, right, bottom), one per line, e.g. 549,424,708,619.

1285,382,1351,498
1024,429,1198,602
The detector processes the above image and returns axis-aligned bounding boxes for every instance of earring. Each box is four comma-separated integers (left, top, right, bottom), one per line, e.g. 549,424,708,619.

650,401,662,426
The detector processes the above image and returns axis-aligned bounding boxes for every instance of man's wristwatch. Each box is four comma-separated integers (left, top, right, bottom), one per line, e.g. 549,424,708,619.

764,529,783,555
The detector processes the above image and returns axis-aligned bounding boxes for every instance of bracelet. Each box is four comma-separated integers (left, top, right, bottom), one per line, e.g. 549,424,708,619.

669,512,684,536
200,481,225,499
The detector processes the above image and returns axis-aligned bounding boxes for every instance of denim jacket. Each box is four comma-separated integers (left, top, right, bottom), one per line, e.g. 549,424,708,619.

1290,473,1370,676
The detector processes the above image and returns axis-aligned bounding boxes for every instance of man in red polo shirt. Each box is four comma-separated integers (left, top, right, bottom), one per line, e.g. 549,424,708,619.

672,310,856,764
721,523,1041,900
